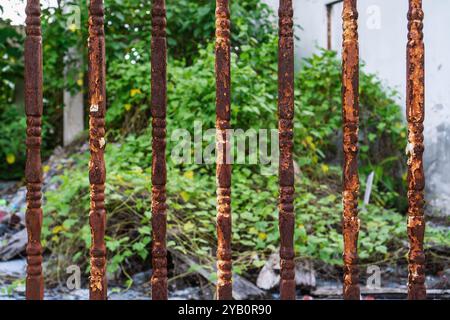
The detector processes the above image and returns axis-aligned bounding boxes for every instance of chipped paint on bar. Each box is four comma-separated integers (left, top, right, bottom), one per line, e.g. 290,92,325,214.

406,0,426,300
341,0,361,300
278,0,296,301
215,0,233,300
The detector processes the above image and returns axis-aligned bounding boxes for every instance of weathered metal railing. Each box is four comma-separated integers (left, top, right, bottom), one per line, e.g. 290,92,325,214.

87,0,108,300
406,0,426,301
278,0,296,301
23,0,427,300
151,0,169,301
341,0,360,300
24,0,44,301
215,0,233,300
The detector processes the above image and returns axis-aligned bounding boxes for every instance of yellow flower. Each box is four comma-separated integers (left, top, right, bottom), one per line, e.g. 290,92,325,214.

76,78,83,87
183,221,195,232
183,170,194,180
321,164,329,174
52,225,65,234
258,232,267,241
180,191,190,202
130,88,142,97
124,104,132,111
43,165,50,173
68,23,78,32
6,154,15,165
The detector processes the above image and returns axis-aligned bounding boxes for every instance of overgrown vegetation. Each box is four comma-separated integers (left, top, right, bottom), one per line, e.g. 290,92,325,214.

1,1,448,286
42,45,449,283
0,0,276,179
0,18,25,179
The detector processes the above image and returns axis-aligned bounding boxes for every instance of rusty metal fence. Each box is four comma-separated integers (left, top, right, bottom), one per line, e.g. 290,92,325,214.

23,0,427,300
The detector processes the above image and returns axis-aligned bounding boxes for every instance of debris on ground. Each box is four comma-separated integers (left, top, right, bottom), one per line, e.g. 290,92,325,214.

256,252,316,291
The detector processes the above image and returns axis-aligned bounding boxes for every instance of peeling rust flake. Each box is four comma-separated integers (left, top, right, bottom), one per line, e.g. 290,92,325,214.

406,0,426,301
341,0,360,300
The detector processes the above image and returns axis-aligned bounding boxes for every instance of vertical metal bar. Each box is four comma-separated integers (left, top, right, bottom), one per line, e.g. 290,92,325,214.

88,0,107,300
151,0,168,300
215,0,232,300
24,0,44,300
327,4,332,51
341,0,360,300
406,0,426,300
278,0,296,301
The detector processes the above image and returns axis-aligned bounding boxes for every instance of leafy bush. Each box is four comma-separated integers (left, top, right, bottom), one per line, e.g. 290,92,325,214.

0,0,275,178
0,18,25,178
42,135,449,283
0,19,23,106
0,107,26,179
109,38,406,208
3,0,447,286
42,44,449,284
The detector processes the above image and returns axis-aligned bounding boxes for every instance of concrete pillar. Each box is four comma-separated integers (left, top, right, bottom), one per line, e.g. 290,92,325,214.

63,86,84,146
63,3,84,146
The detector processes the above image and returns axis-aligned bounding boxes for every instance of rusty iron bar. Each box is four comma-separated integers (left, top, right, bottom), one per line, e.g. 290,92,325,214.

151,0,168,300
24,0,44,300
341,0,360,300
215,0,232,300
406,0,426,300
88,0,107,300
278,0,296,300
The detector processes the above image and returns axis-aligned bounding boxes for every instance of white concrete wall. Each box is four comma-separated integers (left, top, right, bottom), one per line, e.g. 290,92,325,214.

264,0,450,215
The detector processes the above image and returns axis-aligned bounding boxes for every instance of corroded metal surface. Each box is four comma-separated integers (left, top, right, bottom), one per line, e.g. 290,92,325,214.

278,0,296,301
24,0,44,300
406,0,426,300
215,0,232,300
151,0,168,300
341,0,360,300
88,0,107,300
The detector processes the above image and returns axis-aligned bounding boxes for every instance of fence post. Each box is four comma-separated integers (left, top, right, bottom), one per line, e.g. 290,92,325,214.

278,0,296,301
24,0,44,300
151,0,168,300
406,0,426,300
341,0,360,300
88,0,107,300
215,0,233,300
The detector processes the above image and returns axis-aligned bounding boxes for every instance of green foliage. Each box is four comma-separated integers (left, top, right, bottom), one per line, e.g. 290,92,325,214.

0,5,86,178
3,0,445,285
0,19,25,178
298,51,407,210
41,39,448,281
43,133,449,280
0,19,23,106
109,41,406,208
104,0,275,63
0,0,275,178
